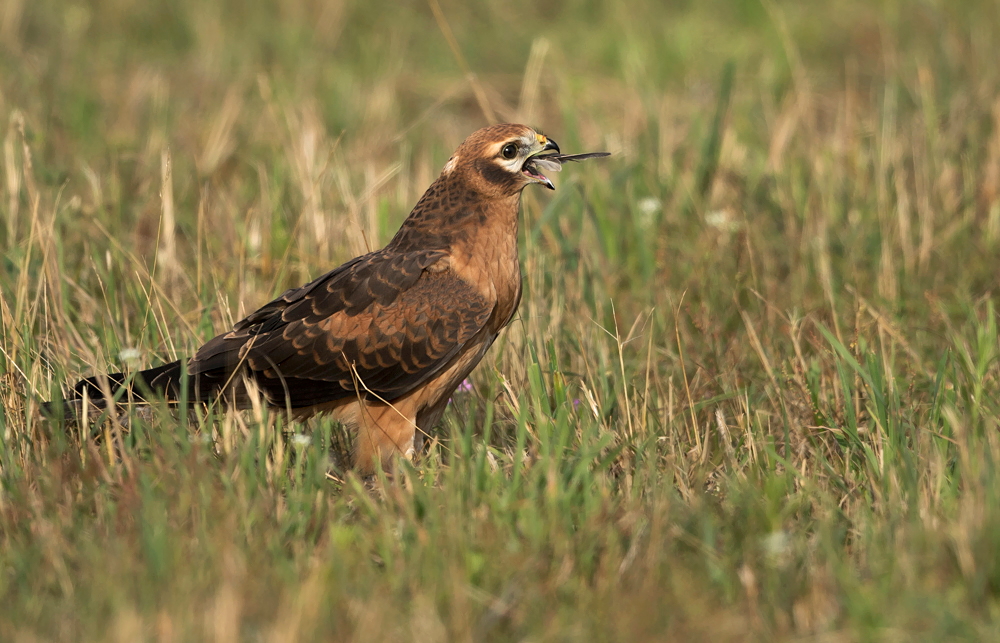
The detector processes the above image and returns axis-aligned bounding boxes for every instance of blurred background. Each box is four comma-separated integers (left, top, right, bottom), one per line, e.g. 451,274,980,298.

4,0,1000,639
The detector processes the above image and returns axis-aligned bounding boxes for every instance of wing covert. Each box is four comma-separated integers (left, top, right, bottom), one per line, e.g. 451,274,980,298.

188,249,493,408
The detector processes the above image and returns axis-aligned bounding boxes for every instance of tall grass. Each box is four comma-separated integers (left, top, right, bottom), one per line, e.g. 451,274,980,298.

2,0,1000,639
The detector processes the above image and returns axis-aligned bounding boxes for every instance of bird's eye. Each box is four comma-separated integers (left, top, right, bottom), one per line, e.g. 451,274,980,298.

501,143,518,159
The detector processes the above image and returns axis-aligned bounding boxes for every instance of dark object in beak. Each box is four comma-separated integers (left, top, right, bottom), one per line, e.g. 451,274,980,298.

535,151,611,163
522,145,609,191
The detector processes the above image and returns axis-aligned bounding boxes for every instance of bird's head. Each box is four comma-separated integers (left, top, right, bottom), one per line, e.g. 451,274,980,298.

442,123,560,198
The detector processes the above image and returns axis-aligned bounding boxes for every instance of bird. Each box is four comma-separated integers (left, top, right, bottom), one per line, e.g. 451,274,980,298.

47,123,608,473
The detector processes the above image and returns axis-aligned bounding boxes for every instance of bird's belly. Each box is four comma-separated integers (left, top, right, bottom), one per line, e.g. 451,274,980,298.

293,330,496,473
414,332,494,418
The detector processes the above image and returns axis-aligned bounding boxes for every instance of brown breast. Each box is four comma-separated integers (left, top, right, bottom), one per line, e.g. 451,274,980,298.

446,194,523,335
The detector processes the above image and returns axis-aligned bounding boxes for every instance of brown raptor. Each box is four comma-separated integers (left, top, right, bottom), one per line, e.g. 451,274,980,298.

50,123,608,473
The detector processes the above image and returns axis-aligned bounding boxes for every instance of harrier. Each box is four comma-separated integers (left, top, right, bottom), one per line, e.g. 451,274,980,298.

49,124,608,472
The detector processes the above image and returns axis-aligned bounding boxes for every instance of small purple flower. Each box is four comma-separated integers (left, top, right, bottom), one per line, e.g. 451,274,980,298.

448,379,474,405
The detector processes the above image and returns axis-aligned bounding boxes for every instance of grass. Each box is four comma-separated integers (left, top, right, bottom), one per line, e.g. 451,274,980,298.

2,0,1000,639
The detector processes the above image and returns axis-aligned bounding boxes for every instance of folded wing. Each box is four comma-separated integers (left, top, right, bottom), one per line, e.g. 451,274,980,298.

188,248,494,408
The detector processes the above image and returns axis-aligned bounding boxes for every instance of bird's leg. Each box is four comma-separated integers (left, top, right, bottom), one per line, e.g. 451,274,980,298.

411,429,425,458
351,401,418,474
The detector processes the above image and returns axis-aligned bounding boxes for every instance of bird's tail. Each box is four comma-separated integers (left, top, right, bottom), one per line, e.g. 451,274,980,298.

42,360,187,419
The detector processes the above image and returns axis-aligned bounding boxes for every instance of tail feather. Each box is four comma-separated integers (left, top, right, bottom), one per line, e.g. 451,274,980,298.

42,360,187,419
71,360,185,401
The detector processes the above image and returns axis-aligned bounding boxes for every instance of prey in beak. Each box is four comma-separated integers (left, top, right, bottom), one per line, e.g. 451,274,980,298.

522,138,561,190
522,138,610,190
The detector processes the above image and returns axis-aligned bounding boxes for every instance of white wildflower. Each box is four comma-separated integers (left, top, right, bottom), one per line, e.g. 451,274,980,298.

636,197,661,228
705,209,741,232
761,530,790,561
637,197,661,215
118,347,141,364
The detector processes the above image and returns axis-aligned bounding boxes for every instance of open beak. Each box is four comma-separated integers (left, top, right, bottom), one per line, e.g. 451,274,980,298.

522,138,561,190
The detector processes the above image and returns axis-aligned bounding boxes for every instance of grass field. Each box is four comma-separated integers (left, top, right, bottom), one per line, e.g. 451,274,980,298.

2,0,1000,639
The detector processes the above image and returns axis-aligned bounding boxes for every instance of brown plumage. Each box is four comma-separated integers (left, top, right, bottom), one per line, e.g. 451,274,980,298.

51,123,608,472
